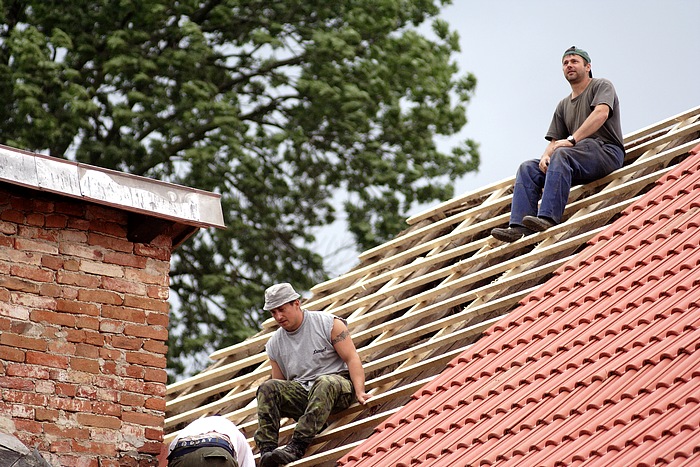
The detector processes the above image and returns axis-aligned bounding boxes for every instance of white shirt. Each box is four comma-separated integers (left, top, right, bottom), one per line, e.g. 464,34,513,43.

169,416,255,467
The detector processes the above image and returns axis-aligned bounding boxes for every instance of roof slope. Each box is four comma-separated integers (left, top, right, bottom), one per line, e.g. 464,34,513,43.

164,106,700,466
338,136,700,466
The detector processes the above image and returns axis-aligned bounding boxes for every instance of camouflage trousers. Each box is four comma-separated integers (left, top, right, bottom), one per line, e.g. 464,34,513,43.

254,373,355,450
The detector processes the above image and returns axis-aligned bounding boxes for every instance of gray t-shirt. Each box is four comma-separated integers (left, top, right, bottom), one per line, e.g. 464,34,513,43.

546,78,625,150
266,310,348,389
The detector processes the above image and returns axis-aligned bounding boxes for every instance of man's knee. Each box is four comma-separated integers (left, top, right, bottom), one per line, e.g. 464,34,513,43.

549,148,575,170
257,378,286,402
309,375,353,403
518,159,539,172
516,159,544,183
312,374,347,391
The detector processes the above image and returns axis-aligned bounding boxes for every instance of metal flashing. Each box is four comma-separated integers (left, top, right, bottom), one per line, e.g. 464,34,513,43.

0,144,225,230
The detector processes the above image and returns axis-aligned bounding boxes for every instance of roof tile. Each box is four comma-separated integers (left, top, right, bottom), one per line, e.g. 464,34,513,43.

339,150,700,466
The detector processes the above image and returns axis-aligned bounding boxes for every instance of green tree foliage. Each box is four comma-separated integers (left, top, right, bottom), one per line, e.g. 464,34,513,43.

0,0,478,378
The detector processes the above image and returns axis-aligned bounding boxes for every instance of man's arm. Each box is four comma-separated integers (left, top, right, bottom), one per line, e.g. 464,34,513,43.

570,103,611,143
540,103,611,172
270,359,285,380
330,318,372,404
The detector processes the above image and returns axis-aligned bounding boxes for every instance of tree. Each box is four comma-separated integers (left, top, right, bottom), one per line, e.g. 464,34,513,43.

0,0,479,378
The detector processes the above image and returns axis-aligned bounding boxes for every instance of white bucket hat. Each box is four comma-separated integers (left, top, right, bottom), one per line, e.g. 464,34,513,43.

263,283,301,310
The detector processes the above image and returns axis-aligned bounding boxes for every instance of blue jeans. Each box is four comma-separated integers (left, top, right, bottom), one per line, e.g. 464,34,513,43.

510,139,624,225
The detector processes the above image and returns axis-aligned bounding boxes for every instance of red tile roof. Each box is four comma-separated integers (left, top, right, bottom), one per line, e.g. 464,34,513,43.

338,154,700,466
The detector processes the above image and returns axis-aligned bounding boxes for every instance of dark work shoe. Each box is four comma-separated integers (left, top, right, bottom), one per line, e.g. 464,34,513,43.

522,215,556,232
269,440,308,465
491,225,534,242
260,451,279,467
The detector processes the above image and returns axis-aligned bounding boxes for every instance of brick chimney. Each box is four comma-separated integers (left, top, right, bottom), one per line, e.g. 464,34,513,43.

0,146,224,466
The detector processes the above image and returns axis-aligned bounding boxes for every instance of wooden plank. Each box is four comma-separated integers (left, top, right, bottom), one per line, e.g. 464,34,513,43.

358,234,597,350
352,286,534,345
365,346,466,389
357,194,509,262
309,220,502,301
167,376,435,448
406,178,513,225
166,352,267,395
312,407,400,444
165,386,258,429
166,307,497,434
170,297,494,420
287,441,363,467
165,344,464,445
334,135,700,306
167,319,468,431
166,365,269,412
623,105,700,143
165,266,563,432
318,199,631,329
208,332,269,361
199,134,699,370
395,118,699,248
356,236,602,358
352,226,601,378
313,136,697,311
623,120,700,160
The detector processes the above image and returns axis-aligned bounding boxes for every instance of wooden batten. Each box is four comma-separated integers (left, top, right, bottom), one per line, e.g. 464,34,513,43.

164,107,700,466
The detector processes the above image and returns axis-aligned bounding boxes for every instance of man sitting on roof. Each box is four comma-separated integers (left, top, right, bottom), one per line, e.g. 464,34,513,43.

255,283,372,466
492,46,625,242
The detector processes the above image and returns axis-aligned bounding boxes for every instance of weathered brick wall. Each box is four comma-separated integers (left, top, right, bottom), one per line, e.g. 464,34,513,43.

0,183,172,466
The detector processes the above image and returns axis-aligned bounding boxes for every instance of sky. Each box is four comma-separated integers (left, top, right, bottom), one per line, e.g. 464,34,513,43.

440,0,700,197
317,0,700,276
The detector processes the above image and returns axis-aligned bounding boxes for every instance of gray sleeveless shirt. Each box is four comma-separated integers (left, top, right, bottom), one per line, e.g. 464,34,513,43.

266,310,348,390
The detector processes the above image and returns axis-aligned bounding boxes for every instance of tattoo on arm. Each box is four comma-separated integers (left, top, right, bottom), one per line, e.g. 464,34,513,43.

331,330,349,346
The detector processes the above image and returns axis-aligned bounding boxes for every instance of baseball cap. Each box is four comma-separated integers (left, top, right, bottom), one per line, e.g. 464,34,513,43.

562,46,592,77
263,283,301,311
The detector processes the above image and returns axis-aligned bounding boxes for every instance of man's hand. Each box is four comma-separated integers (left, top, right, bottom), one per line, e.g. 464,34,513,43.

540,137,576,173
355,391,372,405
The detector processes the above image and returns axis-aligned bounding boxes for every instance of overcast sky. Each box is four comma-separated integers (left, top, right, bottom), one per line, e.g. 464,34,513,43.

439,0,700,197
317,0,700,275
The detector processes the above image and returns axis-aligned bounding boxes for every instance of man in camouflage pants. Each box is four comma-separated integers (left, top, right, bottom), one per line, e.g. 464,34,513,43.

255,284,372,467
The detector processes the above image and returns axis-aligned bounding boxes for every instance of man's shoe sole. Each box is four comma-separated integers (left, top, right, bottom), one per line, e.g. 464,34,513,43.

492,229,522,242
522,216,555,232
491,227,533,243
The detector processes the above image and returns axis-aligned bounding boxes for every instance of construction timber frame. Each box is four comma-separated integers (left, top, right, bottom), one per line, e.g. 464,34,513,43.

165,106,700,466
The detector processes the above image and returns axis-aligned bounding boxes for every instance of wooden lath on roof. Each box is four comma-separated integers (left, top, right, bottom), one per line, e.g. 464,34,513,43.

164,106,700,466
